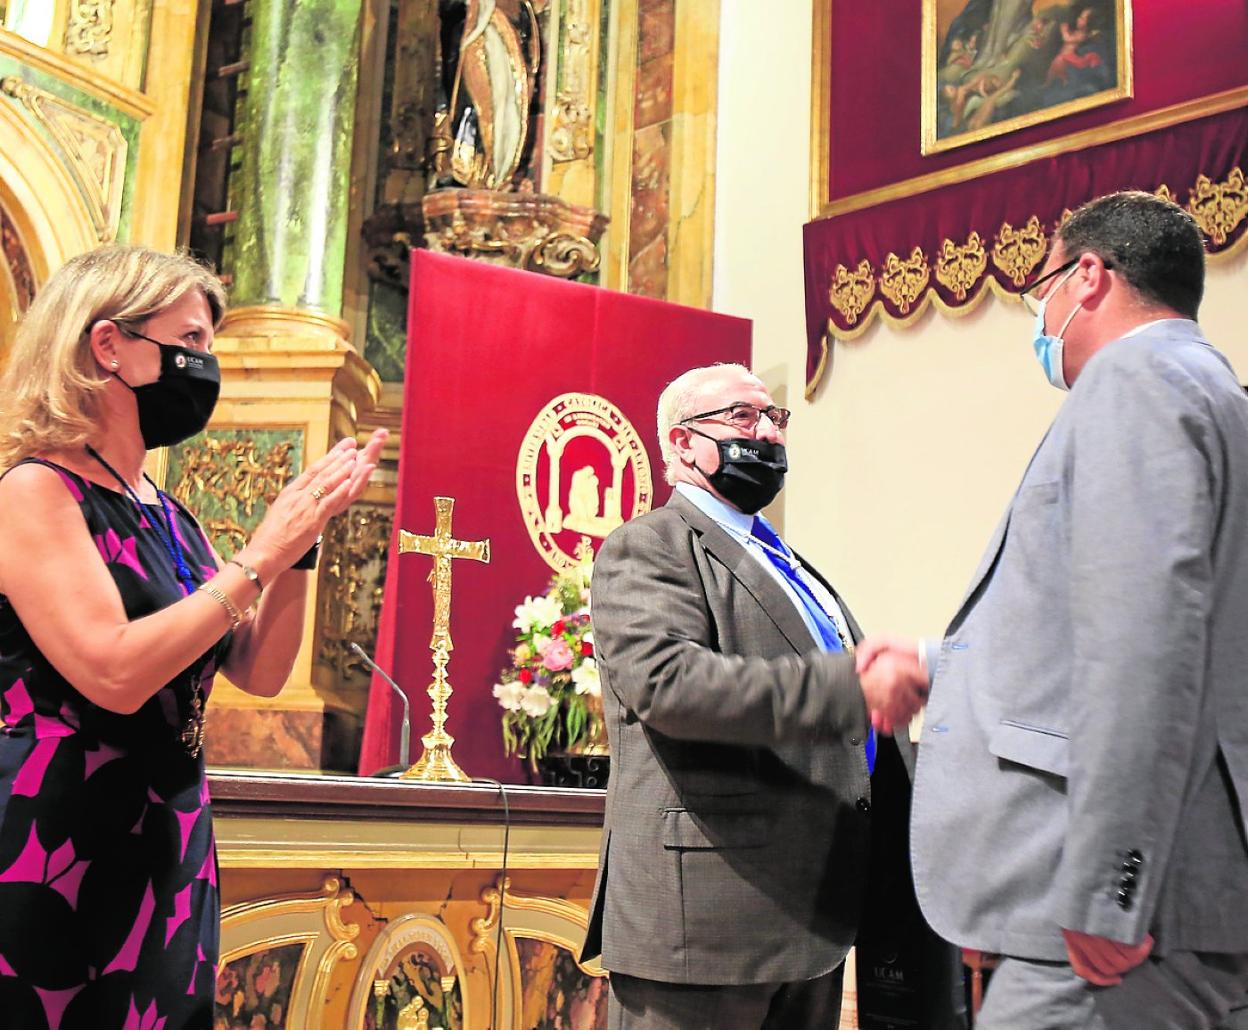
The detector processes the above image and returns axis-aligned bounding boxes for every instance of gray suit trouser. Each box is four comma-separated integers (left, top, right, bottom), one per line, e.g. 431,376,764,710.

608,966,844,1030
978,953,1248,1030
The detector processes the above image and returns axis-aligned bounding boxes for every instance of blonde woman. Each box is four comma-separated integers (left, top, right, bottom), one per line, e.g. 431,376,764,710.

0,246,386,1026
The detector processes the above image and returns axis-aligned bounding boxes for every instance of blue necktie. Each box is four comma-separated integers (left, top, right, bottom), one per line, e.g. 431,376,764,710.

750,517,876,774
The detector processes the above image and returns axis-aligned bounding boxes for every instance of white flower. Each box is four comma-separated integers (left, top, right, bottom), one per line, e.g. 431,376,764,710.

583,631,594,647
571,657,600,697
492,680,526,712
531,633,551,655
512,594,564,633
519,684,554,718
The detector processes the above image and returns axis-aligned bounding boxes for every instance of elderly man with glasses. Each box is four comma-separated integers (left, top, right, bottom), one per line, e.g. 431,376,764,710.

580,362,951,1029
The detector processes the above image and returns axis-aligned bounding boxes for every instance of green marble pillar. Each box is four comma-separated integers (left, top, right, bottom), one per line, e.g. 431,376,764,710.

227,0,362,315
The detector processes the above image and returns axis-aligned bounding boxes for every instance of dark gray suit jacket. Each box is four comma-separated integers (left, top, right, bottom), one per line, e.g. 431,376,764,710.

582,490,912,985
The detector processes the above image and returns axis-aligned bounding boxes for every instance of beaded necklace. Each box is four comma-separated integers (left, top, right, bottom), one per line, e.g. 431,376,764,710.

86,445,207,756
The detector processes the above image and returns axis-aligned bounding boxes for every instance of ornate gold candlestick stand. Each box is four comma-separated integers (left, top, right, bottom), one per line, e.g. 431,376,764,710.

397,496,490,782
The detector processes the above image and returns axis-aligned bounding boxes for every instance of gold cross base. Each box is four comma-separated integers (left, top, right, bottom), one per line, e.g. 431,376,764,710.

400,739,471,783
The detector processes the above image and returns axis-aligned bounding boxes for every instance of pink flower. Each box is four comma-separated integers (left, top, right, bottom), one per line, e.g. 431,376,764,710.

539,638,575,671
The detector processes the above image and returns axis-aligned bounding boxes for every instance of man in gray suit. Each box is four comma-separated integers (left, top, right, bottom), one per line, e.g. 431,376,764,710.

580,362,935,1029
863,191,1248,1027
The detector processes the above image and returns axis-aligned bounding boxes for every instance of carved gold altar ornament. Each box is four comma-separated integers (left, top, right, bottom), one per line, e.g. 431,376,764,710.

548,0,595,164
422,188,608,279
397,497,491,782
0,77,127,242
879,247,930,314
64,0,114,57
991,216,1048,287
828,260,875,326
516,393,653,572
935,232,988,301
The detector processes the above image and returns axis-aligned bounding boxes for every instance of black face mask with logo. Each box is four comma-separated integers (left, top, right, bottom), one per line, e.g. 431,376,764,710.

113,333,221,449
689,428,788,514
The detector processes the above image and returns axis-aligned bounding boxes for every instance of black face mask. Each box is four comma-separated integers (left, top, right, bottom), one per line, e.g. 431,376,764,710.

114,334,221,449
689,429,788,514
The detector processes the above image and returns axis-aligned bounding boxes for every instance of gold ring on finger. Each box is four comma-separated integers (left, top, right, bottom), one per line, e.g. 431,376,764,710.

311,486,325,501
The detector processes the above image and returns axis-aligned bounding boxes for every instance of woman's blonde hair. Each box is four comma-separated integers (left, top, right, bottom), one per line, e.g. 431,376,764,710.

0,246,226,468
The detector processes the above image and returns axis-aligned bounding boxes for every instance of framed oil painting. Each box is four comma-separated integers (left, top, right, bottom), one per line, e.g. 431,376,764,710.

923,0,1133,154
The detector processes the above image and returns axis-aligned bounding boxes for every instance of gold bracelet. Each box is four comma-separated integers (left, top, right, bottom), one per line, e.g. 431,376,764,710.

198,582,243,630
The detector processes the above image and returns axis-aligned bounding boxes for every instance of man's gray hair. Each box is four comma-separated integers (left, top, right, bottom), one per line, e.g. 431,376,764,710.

656,363,753,485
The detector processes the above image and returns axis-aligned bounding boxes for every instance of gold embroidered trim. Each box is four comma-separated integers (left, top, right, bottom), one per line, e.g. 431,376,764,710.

808,167,1248,396
879,247,930,314
936,232,988,301
828,259,874,326
991,217,1047,287
817,167,1247,345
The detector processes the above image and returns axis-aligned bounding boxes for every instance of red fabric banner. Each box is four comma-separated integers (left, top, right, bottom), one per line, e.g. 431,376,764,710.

358,252,751,781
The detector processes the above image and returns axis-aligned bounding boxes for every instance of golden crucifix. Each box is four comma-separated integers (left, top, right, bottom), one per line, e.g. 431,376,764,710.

397,496,491,782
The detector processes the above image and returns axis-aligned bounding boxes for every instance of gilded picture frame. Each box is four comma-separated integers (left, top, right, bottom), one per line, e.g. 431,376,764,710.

922,0,1133,155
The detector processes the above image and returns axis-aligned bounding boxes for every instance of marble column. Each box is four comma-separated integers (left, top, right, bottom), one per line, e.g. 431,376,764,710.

228,0,362,316
202,0,382,772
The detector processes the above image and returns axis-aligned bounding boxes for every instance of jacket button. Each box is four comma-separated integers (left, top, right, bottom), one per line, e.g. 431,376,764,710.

856,797,871,814
1116,888,1132,909
850,736,861,746
1126,850,1144,866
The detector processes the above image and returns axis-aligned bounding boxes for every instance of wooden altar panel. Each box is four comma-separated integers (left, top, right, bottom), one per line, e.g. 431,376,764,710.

210,773,606,1030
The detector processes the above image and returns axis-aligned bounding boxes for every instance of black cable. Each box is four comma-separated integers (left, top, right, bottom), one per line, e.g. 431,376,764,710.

471,777,511,1030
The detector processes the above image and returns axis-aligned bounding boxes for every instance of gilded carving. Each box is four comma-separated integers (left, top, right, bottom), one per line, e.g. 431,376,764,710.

347,912,469,1030
878,247,930,314
827,259,875,326
532,231,601,277
422,188,607,279
0,205,36,312
319,503,395,684
935,232,988,301
1186,167,1247,246
168,435,298,556
219,876,360,1025
0,77,127,242
991,216,1047,287
548,0,594,163
64,0,115,57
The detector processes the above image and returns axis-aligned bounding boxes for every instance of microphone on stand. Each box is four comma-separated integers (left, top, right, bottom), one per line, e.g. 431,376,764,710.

350,642,411,775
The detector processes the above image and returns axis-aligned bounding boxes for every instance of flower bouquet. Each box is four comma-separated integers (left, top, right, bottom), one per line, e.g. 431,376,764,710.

493,561,605,769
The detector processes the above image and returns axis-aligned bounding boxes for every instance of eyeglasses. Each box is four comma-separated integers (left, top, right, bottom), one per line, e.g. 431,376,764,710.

1018,259,1077,317
1019,255,1114,317
680,403,791,432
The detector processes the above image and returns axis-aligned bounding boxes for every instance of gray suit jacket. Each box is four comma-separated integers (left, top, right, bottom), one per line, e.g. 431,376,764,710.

912,320,1248,961
582,490,914,985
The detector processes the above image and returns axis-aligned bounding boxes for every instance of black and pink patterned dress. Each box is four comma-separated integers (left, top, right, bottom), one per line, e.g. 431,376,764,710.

0,459,230,1029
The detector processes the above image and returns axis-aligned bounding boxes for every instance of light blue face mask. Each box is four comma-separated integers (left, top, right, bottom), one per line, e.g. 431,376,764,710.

1031,265,1082,391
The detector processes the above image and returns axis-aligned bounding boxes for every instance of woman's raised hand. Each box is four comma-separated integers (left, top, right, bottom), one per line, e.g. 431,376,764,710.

237,429,389,579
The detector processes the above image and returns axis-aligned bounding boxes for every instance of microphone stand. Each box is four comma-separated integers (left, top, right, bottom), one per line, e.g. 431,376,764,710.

350,642,411,773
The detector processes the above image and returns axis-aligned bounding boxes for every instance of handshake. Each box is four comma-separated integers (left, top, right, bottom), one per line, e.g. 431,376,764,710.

855,637,929,736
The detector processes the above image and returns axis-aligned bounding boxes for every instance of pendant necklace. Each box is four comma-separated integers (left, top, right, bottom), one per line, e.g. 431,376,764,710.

86,445,207,756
